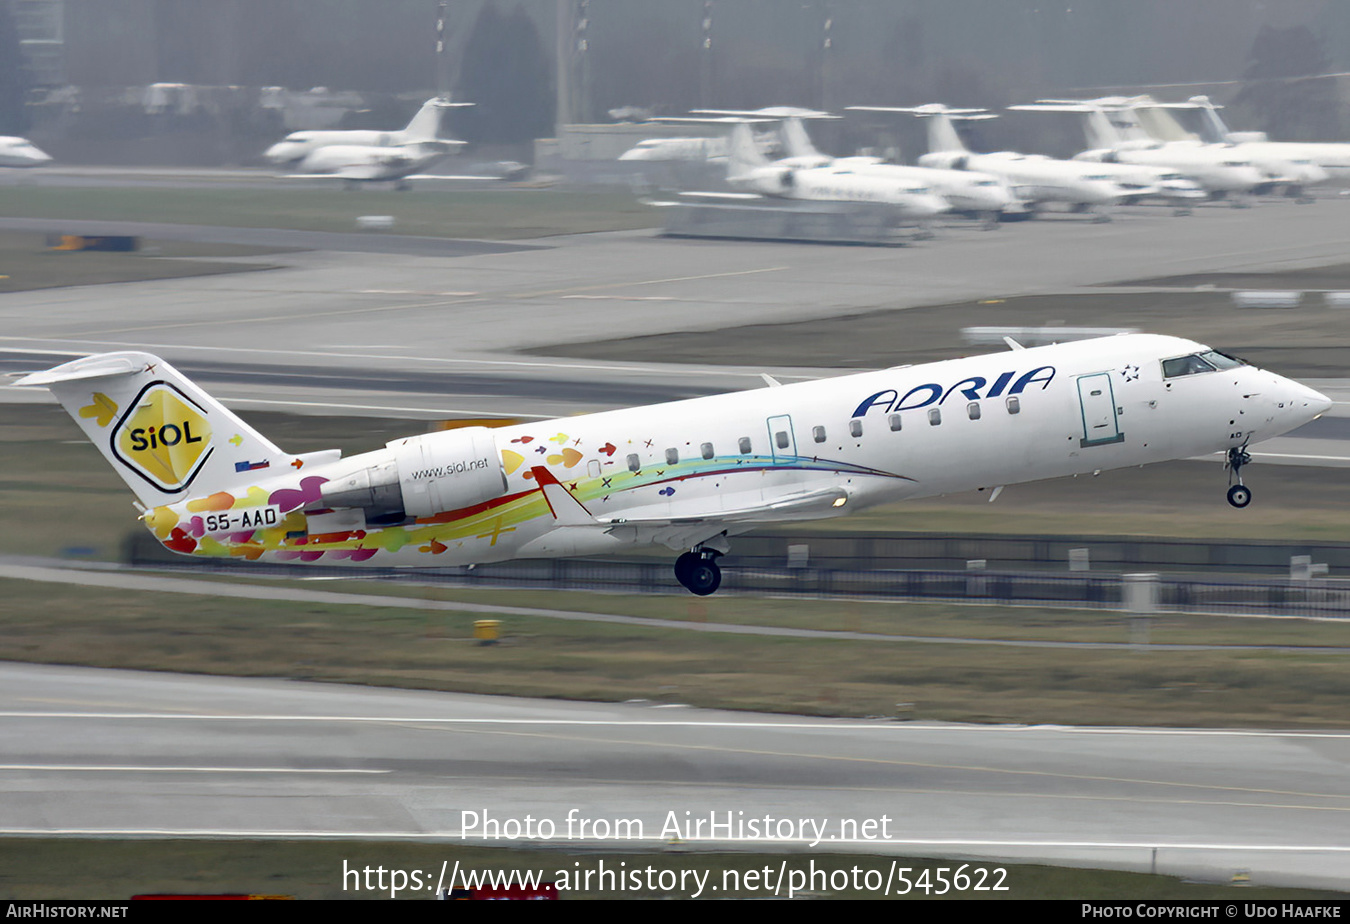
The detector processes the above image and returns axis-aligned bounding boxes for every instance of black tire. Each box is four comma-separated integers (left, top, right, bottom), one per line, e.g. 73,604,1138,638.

684,561,721,596
1227,485,1252,508
673,552,699,586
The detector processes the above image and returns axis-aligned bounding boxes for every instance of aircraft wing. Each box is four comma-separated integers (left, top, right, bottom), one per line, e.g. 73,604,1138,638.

531,466,850,530
598,486,850,527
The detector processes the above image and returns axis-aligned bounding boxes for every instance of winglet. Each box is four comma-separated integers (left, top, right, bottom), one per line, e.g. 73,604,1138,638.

530,466,597,526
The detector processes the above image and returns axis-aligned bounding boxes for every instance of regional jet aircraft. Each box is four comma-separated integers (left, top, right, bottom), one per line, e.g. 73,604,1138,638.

17,337,1329,594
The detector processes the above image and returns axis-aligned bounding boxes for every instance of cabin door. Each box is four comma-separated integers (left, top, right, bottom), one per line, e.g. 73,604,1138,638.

1076,372,1124,447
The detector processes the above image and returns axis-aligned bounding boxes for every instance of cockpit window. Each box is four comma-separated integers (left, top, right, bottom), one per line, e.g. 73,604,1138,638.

1162,353,1218,377
1199,350,1245,370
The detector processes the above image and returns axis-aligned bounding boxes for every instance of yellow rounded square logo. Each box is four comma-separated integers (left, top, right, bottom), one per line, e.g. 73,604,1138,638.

111,382,214,493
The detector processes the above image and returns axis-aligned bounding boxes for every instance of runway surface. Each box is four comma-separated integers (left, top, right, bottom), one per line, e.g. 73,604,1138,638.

1,663,1346,890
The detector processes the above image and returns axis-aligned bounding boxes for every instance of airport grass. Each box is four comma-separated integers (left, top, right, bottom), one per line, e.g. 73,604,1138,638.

2,839,1337,900
3,576,1350,728
0,230,287,293
0,186,657,240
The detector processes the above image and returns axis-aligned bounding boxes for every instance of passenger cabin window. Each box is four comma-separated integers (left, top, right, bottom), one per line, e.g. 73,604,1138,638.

775,430,790,450
967,402,981,420
665,448,679,465
928,408,942,426
1006,396,1020,414
888,414,902,432
812,426,826,443
627,453,641,472
738,437,752,454
700,442,714,460
849,419,863,438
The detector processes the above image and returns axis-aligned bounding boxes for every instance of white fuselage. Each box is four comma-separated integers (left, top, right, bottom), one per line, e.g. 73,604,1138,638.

0,136,52,167
1076,144,1269,194
919,150,1130,207
730,162,951,218
825,157,1018,213
619,137,728,162
292,141,453,181
1224,140,1350,187
266,129,409,166
142,334,1329,569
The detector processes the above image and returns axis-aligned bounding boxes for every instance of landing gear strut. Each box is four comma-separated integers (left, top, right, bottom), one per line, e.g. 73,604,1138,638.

674,549,722,596
1226,445,1253,508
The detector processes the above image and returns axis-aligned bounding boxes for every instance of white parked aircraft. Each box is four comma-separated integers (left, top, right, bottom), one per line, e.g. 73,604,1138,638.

17,337,1330,594
287,139,461,189
619,136,728,163
1178,95,1350,189
263,97,468,167
1019,99,1281,202
725,122,949,221
772,117,1022,223
850,104,1135,220
0,136,52,167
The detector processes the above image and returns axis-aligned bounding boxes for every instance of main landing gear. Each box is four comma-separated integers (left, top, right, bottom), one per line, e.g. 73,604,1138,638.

674,549,722,596
1226,445,1253,508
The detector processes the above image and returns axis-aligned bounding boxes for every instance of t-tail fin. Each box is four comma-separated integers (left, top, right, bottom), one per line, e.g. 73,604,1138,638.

16,352,284,509
726,122,769,179
1083,107,1124,151
403,98,447,141
778,118,822,159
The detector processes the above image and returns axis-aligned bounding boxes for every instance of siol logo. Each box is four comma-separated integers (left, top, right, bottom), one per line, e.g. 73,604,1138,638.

111,382,214,493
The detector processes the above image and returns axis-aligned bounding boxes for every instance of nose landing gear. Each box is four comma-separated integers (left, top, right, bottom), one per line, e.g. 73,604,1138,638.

1226,445,1253,508
674,549,722,596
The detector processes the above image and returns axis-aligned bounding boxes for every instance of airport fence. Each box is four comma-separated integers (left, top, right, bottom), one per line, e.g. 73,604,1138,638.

128,550,1350,619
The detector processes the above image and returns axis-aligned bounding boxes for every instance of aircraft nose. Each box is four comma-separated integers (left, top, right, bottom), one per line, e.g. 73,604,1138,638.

1298,163,1330,184
264,143,296,163
1280,378,1333,421
1302,384,1334,418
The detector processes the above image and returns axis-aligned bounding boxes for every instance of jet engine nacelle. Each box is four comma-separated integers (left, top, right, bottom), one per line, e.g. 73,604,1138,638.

319,427,508,519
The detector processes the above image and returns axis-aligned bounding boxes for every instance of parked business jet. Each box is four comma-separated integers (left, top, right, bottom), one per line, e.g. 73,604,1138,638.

1019,99,1281,202
850,104,1134,220
725,122,950,221
770,117,1022,224
0,136,52,167
16,337,1330,594
1178,95,1350,189
263,97,469,167
287,139,461,189
619,136,728,163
